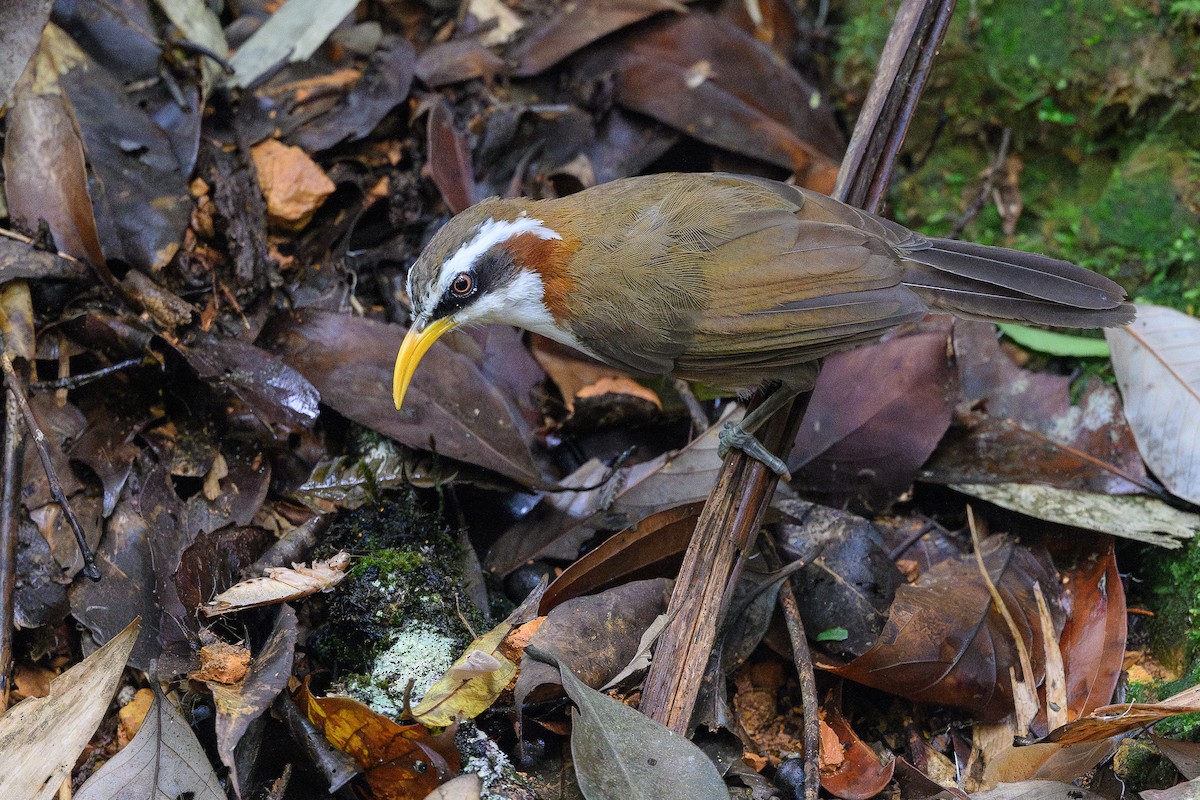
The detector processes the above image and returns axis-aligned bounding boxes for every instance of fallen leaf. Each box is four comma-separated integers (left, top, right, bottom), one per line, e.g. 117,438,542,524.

1057,539,1126,719
819,689,896,799
827,536,1061,721
0,0,52,109
1140,777,1200,800
1040,683,1200,744
75,691,224,800
293,681,460,799
0,619,139,800
527,646,729,800
117,688,155,748
202,551,350,615
226,0,362,88
211,607,298,796
410,580,545,727
951,483,1198,547
1107,303,1200,505
971,781,1105,800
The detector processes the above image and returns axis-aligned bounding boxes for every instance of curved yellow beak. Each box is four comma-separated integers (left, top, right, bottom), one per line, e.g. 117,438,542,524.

393,316,457,410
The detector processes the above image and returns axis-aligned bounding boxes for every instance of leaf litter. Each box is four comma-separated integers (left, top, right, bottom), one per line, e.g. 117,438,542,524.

0,2,1195,800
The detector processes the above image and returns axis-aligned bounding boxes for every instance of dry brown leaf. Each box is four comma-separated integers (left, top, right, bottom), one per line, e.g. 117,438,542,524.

201,551,350,616
0,619,139,800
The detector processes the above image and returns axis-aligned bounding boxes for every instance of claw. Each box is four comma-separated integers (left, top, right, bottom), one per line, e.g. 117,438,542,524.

718,421,791,480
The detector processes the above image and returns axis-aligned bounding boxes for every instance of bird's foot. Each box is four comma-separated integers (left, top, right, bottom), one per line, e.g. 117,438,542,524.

718,421,791,480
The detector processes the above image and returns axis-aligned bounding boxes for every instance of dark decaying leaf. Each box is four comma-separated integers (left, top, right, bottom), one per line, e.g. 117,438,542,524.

4,26,107,268
74,690,224,800
819,688,896,800
175,525,277,618
789,319,958,510
210,606,299,797
1055,537,1125,719
1106,303,1200,505
415,38,506,88
486,409,732,576
516,579,673,709
290,35,416,152
184,336,321,433
427,97,478,214
509,0,694,77
52,24,191,271
828,535,1062,721
15,515,70,629
69,498,160,669
67,402,154,518
0,619,139,800
0,0,53,110
922,321,1151,494
776,499,902,661
262,308,543,486
572,12,842,189
526,645,729,800
21,395,86,509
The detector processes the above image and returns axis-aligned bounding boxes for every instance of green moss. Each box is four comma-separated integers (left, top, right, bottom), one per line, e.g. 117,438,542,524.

1112,738,1181,790
309,494,484,673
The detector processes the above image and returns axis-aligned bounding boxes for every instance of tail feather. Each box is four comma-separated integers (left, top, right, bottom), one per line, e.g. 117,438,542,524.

902,237,1134,327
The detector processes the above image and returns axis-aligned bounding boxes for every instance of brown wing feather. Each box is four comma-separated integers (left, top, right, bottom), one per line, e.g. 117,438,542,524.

544,173,1131,391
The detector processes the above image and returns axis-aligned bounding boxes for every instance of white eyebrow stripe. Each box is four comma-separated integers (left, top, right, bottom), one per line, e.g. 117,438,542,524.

428,215,562,308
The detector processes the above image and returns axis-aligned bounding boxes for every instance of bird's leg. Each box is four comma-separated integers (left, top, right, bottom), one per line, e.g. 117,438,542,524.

717,385,800,478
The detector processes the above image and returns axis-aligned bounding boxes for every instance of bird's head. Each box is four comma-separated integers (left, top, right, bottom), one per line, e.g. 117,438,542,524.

393,201,576,409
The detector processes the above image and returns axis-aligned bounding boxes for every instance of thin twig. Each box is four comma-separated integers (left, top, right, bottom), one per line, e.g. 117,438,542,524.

30,357,145,392
0,342,100,581
761,535,820,800
0,379,24,711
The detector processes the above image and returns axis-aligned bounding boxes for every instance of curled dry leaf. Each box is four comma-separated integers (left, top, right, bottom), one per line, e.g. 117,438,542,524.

202,551,350,616
819,690,896,800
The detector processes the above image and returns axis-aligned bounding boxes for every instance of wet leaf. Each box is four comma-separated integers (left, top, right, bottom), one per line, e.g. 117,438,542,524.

510,0,692,76
202,551,350,615
776,499,902,661
923,321,1150,495
0,619,139,800
293,681,461,799
210,606,299,796
1107,303,1200,505
790,320,957,510
53,25,191,271
951,483,1198,547
184,336,320,433
528,646,729,800
828,536,1062,721
263,308,543,486
414,39,506,87
75,690,224,800
291,36,415,152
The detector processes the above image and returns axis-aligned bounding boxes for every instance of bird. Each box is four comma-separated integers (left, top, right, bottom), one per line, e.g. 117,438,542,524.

393,172,1134,476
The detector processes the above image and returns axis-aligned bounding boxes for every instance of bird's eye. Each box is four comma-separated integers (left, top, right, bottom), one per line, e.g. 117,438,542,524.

449,272,474,297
